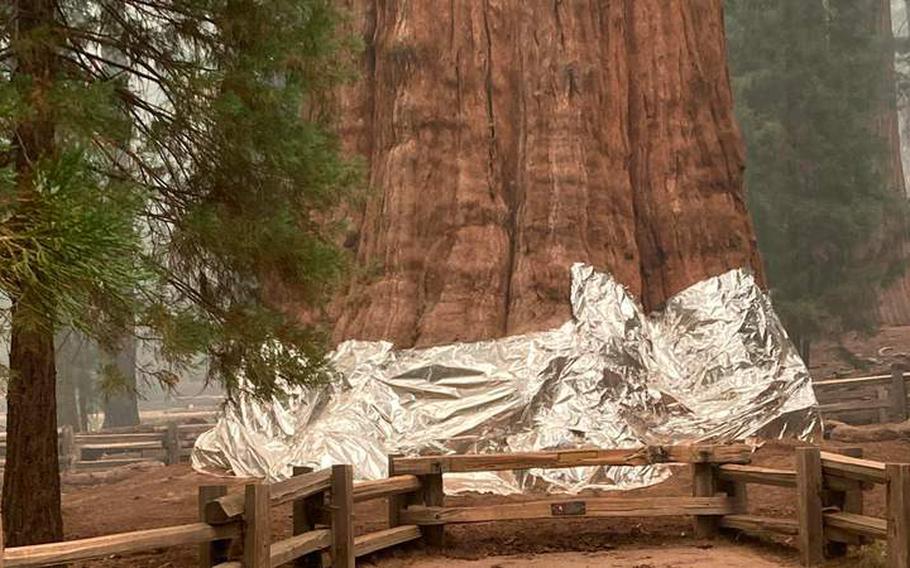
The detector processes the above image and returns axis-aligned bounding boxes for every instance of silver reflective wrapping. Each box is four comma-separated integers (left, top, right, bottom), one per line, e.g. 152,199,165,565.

191,264,820,493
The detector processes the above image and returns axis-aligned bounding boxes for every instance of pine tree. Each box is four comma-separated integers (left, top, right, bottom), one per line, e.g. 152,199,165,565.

726,0,908,361
0,0,357,545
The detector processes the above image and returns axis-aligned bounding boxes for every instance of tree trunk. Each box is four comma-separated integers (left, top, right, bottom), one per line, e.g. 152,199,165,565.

102,334,140,429
331,0,763,348
874,0,910,325
4,0,65,548
3,302,63,546
55,331,84,432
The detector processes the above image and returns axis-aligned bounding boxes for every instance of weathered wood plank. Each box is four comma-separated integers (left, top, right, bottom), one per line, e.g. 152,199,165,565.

198,485,229,568
165,422,181,465
390,445,752,475
331,464,355,568
717,464,796,488
353,475,421,503
270,468,333,506
887,463,910,567
823,447,865,556
73,433,164,445
206,468,332,524
243,483,270,568
76,441,163,451
269,529,331,567
821,451,888,484
292,466,324,568
720,514,798,536
819,400,892,414
3,523,239,567
692,463,718,538
824,512,887,540
814,374,894,388
420,473,445,546
399,496,736,525
796,447,825,566
353,526,421,557
387,455,404,530
73,458,156,470
892,367,909,422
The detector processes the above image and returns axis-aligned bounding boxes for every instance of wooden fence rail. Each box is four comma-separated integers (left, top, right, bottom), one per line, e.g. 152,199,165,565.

0,443,907,567
815,365,910,424
0,421,212,473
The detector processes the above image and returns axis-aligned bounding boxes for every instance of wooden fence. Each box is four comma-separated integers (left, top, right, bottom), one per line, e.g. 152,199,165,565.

0,422,212,473
0,444,906,567
814,366,909,424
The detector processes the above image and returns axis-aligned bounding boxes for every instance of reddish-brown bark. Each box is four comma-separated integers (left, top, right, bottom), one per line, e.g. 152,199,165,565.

331,0,764,348
874,0,910,326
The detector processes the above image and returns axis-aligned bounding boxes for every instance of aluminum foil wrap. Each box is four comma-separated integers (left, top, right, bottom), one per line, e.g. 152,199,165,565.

192,264,819,493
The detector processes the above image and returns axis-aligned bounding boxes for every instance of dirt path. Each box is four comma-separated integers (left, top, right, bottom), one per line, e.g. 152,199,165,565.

365,544,798,567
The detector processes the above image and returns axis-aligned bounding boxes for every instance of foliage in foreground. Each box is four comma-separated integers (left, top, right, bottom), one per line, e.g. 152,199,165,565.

0,0,360,398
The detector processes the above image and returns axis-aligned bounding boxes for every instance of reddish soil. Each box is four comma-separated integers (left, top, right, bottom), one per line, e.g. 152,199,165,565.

55,436,910,568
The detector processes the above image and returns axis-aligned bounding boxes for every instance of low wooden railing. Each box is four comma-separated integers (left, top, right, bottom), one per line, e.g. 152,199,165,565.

0,443,906,567
0,422,212,473
814,366,909,424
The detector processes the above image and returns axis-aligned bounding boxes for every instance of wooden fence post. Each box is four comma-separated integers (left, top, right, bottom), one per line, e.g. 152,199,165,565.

419,471,445,547
693,462,718,538
292,466,324,568
330,464,355,568
887,463,910,568
165,422,180,465
198,485,229,567
892,366,908,423
796,447,825,567
823,447,864,556
387,455,404,529
243,483,271,568
60,425,76,472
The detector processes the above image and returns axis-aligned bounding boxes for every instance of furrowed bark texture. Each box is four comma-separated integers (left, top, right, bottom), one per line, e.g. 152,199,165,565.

332,0,764,348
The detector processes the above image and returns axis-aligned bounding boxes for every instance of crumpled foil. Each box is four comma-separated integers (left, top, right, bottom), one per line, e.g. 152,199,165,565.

192,264,819,493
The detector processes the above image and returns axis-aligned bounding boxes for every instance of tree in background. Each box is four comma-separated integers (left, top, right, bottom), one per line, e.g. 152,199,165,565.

0,0,357,546
726,0,909,362
55,330,100,432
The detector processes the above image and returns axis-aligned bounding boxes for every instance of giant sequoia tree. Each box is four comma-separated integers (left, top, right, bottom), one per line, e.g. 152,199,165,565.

726,0,909,358
0,0,355,545
330,0,764,347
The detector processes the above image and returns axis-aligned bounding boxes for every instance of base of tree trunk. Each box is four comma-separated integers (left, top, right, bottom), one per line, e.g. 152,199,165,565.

3,305,64,546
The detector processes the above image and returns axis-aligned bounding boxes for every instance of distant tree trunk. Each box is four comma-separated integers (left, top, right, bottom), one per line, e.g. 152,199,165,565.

3,0,65,548
55,331,84,432
331,0,764,348
102,334,140,429
874,0,910,325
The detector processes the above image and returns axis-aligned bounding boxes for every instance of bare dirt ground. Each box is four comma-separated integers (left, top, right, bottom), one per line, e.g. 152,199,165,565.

369,545,798,567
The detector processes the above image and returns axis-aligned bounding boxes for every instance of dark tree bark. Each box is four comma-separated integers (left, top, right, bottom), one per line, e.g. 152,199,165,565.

102,335,140,429
3,0,65,548
4,302,63,546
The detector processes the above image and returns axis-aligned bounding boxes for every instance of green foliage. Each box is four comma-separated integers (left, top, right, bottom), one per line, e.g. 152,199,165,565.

0,0,360,399
726,0,909,346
